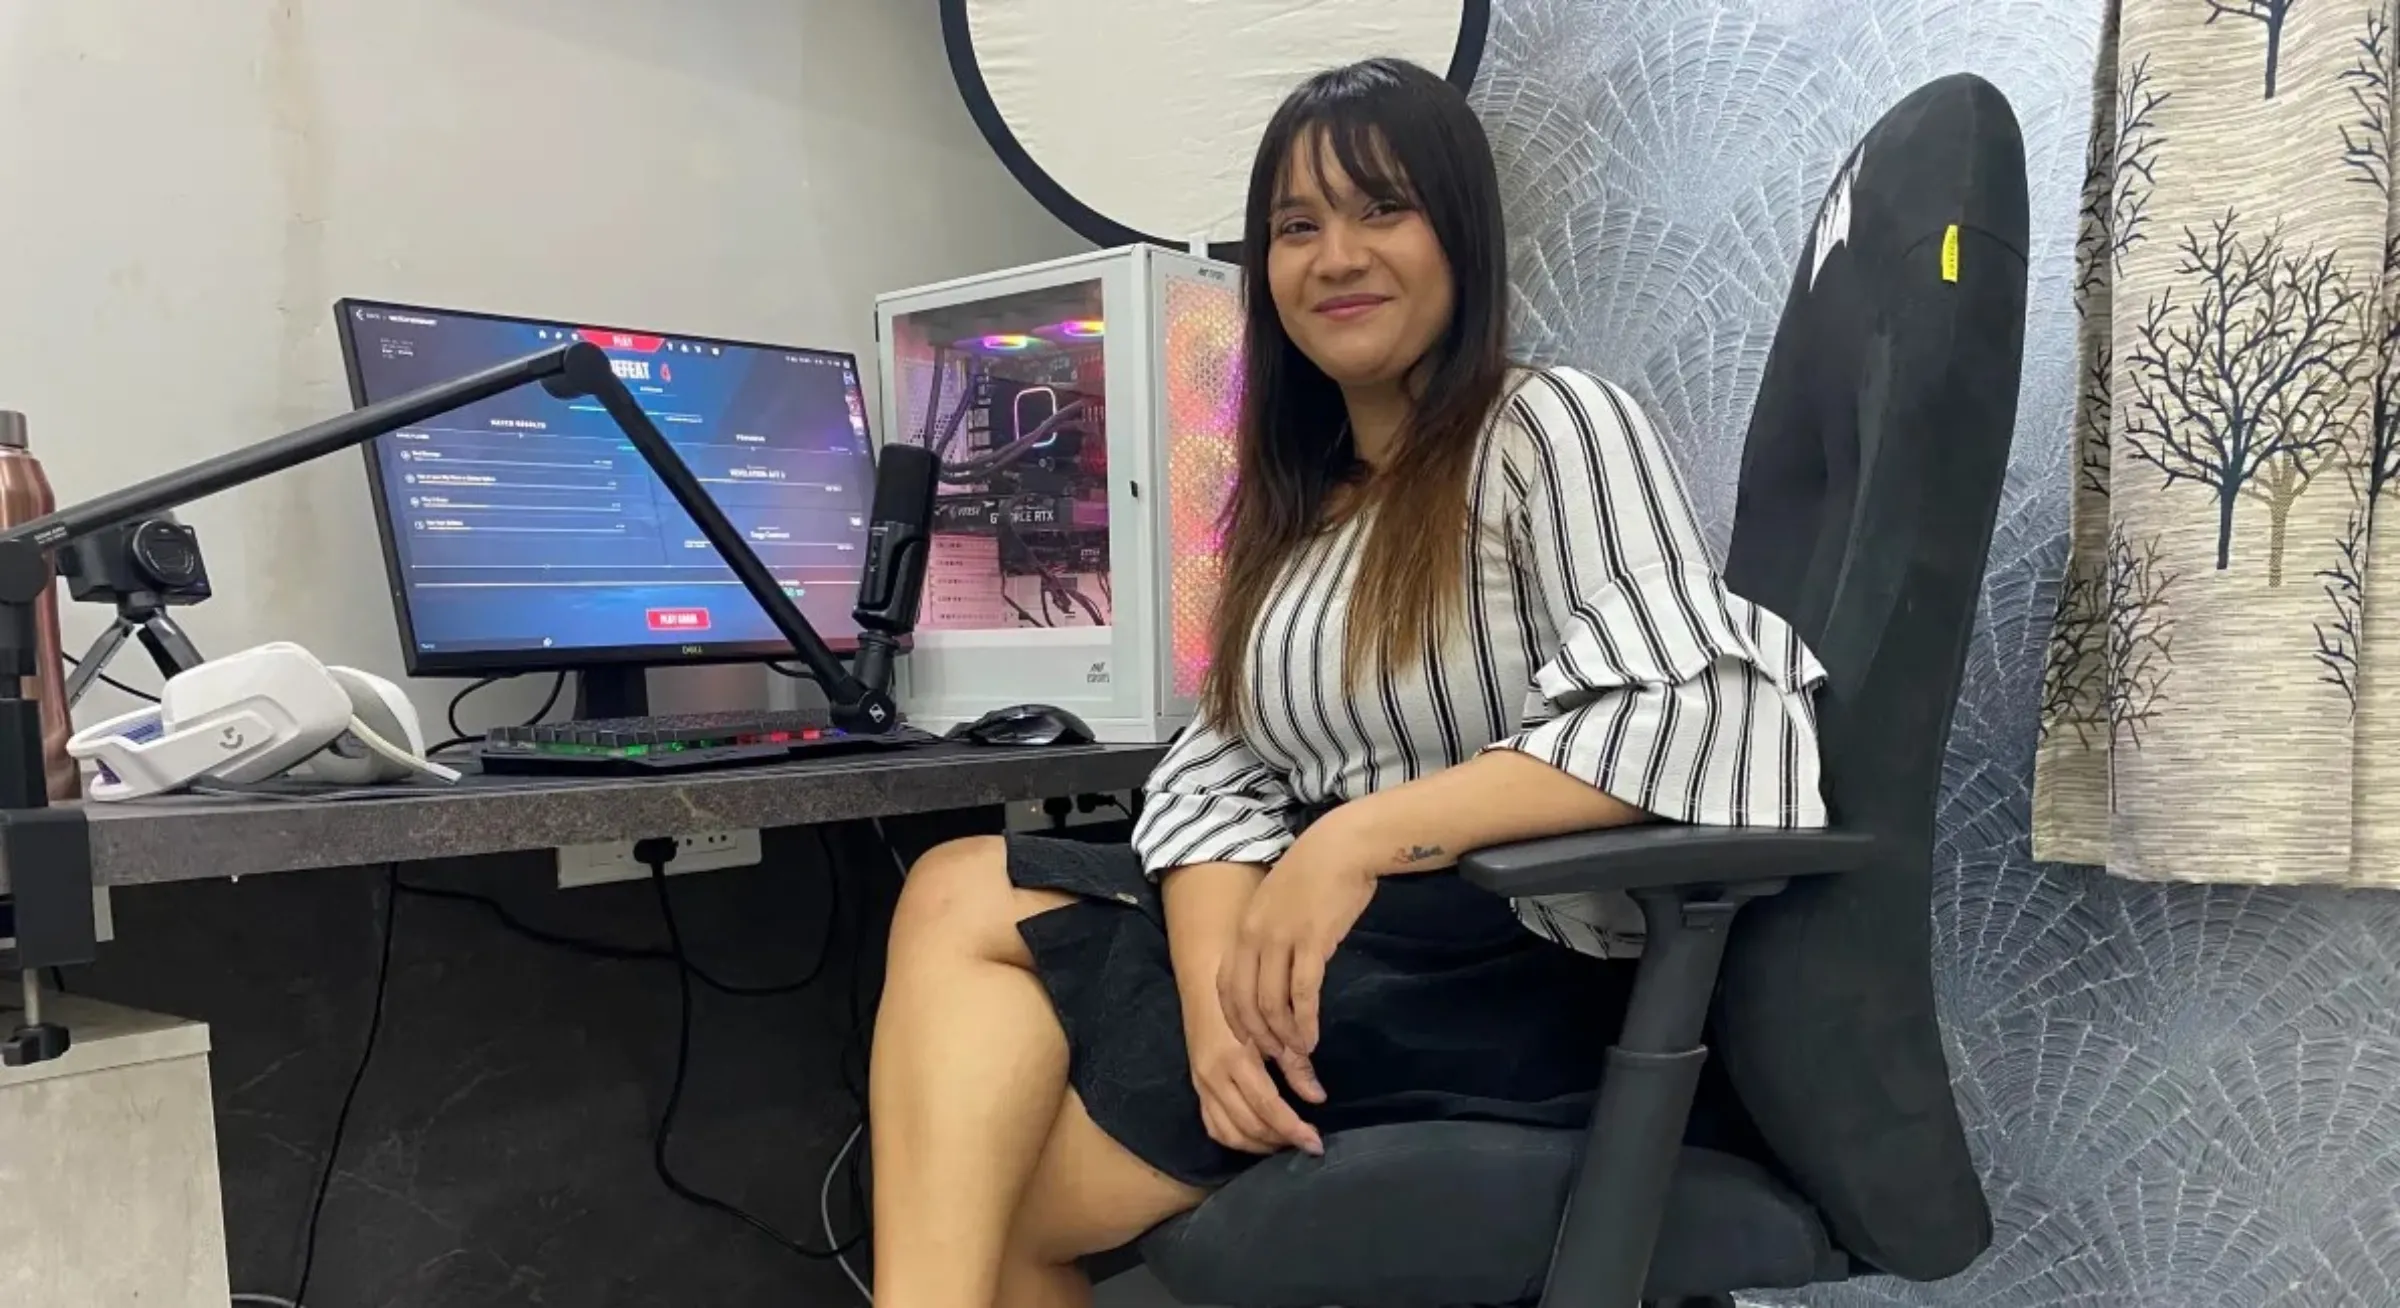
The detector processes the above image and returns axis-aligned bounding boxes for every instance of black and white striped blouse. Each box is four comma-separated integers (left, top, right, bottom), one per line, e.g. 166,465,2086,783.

1129,367,1828,958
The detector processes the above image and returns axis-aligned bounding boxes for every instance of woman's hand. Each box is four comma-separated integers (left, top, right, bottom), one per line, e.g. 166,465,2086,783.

1184,999,1323,1157
1217,826,1378,1100
1159,859,1318,1156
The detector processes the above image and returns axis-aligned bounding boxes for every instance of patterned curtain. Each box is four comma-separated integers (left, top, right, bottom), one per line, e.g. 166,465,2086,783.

2038,0,2400,885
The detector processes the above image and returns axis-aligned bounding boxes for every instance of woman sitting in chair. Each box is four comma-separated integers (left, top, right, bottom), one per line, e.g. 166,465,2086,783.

870,56,1827,1308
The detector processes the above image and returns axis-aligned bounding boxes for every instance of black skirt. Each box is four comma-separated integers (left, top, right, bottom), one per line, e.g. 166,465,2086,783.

1007,834,1637,1189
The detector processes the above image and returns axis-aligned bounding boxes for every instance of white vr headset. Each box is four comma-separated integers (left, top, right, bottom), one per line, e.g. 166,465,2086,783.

67,641,460,801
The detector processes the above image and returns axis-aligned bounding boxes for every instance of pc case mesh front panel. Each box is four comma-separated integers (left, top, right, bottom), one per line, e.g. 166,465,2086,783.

1161,272,1244,700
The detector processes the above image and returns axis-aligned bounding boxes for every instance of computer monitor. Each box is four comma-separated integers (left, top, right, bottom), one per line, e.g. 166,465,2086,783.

337,298,879,716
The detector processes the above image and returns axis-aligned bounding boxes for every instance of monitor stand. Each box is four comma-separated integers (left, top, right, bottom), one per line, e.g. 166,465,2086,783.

574,666,650,720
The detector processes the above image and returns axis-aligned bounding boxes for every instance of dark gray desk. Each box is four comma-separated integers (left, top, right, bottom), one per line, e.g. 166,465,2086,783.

1,742,1165,893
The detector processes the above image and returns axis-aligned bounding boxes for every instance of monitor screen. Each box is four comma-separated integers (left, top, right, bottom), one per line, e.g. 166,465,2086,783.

337,299,877,674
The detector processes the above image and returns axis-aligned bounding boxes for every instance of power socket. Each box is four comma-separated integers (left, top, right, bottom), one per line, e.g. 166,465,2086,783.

1004,792,1132,833
556,829,764,889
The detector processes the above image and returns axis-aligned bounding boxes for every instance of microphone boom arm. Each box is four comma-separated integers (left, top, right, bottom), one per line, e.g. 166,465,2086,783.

544,347,880,720
1,341,896,1064
0,341,885,735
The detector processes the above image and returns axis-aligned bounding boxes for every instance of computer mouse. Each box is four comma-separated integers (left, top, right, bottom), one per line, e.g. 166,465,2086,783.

957,703,1096,747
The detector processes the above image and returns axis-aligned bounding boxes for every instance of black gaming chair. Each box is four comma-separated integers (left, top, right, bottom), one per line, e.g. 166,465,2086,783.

1119,72,2028,1306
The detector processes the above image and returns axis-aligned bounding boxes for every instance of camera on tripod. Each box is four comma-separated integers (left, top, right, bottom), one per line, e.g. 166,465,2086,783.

56,514,211,706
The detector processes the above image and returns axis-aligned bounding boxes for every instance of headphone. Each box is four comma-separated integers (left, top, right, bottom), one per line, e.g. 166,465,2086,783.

67,642,459,800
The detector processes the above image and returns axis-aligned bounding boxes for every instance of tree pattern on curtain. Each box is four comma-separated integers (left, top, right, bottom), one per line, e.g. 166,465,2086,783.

2037,0,2400,887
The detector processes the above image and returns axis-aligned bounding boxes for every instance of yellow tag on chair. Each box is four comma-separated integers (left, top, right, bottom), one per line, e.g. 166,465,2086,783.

1941,225,1960,283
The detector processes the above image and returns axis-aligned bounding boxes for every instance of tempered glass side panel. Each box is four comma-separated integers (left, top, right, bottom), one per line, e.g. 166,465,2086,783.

887,280,1112,633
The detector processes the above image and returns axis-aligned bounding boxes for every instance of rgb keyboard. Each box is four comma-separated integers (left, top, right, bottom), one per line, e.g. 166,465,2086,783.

479,709,936,775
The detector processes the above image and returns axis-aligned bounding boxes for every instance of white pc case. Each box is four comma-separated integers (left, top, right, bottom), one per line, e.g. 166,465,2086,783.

874,246,1244,743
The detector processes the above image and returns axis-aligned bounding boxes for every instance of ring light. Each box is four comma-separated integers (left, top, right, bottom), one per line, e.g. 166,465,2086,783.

942,0,1490,258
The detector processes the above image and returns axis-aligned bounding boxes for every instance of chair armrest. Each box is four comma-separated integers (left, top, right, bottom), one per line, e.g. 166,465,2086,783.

1457,825,1876,899
1466,824,1870,1308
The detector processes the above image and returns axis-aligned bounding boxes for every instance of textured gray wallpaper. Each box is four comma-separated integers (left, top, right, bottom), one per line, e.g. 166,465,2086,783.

1475,1,2400,1304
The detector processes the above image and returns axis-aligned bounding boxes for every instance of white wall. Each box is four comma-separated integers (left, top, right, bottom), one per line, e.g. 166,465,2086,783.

0,0,1085,729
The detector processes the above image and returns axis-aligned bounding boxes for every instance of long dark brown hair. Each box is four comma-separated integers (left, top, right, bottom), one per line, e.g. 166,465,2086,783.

1199,57,1513,729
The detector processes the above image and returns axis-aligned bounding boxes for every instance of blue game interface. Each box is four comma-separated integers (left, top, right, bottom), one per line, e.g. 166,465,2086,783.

342,301,877,662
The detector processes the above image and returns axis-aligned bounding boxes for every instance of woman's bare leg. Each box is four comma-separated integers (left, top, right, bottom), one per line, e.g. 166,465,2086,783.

870,836,1203,1308
996,1092,1207,1308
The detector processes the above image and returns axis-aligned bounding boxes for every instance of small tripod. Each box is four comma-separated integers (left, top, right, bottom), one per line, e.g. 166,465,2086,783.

62,601,204,707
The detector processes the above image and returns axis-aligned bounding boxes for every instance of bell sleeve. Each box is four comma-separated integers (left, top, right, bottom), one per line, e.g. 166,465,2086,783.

1482,367,1829,829
1132,718,1305,876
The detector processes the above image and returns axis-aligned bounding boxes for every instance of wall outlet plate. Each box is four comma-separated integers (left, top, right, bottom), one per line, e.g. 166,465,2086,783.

556,829,764,889
1004,791,1132,833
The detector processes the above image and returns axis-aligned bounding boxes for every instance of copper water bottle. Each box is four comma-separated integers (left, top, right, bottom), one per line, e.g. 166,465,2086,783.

0,413,80,800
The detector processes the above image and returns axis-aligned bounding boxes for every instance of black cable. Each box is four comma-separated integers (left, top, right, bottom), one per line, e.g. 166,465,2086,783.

44,965,68,993
643,846,861,1259
683,861,840,998
523,671,569,725
444,675,504,742
392,879,669,962
1050,577,1104,627
832,820,910,1275
1029,554,1103,626
990,502,1102,627
994,509,1052,629
830,827,881,1111
774,648,867,683
1019,534,1105,627
440,671,569,752
937,403,1086,481
802,825,878,1283
292,866,400,1307
59,653,159,703
391,877,835,998
1002,592,1045,628
264,848,853,1296
917,348,948,448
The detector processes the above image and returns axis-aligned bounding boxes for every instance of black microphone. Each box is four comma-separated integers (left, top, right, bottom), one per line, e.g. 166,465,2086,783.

851,441,938,697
